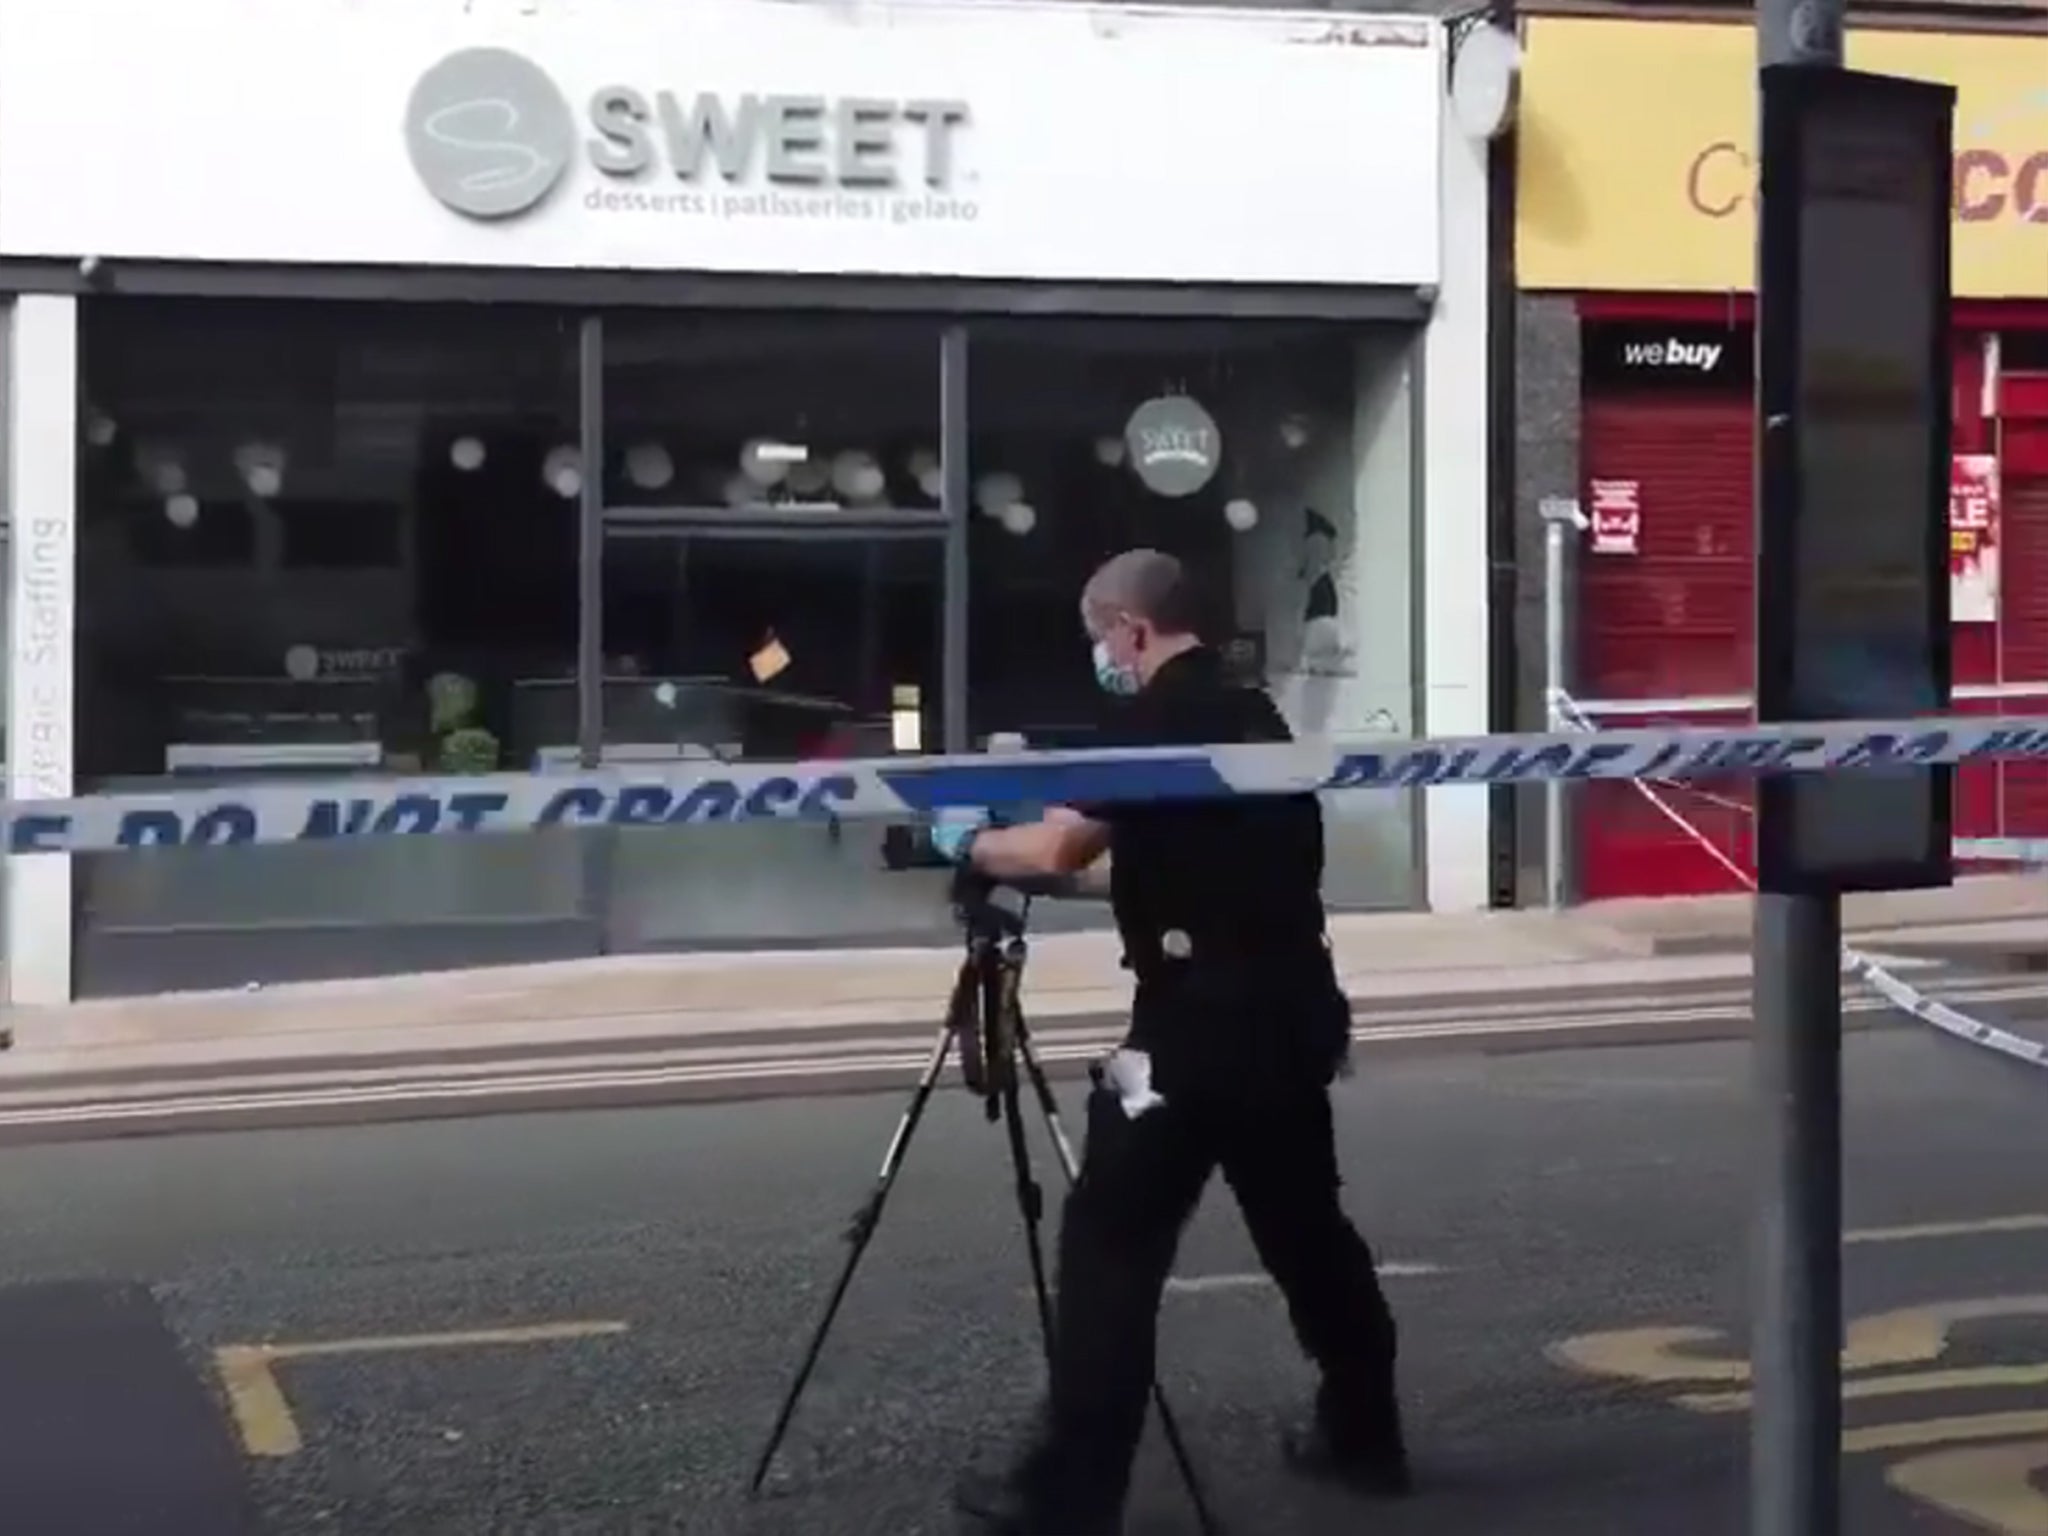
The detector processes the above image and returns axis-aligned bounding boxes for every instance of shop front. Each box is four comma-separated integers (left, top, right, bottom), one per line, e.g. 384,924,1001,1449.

0,0,1489,1001
1515,14,2048,899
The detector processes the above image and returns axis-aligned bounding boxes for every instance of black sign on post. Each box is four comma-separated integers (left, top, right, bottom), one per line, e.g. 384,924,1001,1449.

1754,67,1957,896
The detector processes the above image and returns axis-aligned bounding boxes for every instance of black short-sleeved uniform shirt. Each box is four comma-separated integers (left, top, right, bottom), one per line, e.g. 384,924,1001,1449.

1077,647,1344,1079
1073,651,1343,1097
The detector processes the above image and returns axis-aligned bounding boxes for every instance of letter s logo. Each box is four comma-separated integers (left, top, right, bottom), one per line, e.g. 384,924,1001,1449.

423,100,553,199
404,48,576,220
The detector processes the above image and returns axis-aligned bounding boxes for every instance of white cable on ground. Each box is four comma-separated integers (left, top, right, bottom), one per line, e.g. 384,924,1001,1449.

1555,690,2048,1074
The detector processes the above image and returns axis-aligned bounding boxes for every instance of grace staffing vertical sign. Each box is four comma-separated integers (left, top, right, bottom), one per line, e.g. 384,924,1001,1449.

1948,453,1999,624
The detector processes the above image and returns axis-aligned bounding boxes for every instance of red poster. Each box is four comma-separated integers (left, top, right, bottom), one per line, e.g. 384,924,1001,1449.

1588,478,1641,556
1949,454,1999,625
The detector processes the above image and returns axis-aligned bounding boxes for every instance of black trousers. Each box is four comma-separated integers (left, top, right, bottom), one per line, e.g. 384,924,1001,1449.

1024,1066,1399,1518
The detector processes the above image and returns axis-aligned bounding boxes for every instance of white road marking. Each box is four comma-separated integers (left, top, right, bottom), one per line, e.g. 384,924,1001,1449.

1165,1262,1445,1295
1848,1214,2048,1246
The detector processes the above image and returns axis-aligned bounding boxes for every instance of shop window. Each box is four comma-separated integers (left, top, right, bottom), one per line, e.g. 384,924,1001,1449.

275,500,405,571
69,299,1420,984
594,312,952,948
963,319,1419,909
74,297,586,963
121,496,259,568
79,297,581,781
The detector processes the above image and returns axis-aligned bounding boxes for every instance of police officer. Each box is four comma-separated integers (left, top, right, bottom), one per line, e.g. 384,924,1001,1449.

935,549,1409,1535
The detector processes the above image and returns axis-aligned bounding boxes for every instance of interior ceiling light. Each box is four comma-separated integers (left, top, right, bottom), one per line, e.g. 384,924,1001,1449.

626,442,675,491
831,450,886,503
136,444,187,496
786,457,832,497
234,442,288,499
740,438,793,486
974,471,1022,518
542,445,583,499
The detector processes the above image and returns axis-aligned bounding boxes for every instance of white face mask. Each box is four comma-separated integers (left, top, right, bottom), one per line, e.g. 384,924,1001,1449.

1092,639,1140,696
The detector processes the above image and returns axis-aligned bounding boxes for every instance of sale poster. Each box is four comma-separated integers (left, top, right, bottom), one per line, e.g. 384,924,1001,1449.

1949,454,1999,625
1589,478,1642,556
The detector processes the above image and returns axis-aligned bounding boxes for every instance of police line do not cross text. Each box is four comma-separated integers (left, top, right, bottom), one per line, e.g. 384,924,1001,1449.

7,716,2048,859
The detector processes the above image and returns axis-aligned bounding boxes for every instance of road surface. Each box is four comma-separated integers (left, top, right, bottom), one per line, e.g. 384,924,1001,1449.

0,1020,2044,1534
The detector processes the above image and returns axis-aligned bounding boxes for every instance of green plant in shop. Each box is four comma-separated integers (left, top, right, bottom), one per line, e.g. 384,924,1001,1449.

427,672,478,734
425,671,501,774
437,725,501,775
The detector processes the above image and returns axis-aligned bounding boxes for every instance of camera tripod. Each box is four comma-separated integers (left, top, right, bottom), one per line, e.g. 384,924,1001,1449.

748,876,1219,1534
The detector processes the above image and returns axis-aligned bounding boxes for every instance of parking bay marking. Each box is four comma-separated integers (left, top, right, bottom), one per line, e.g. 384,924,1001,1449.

215,1319,629,1458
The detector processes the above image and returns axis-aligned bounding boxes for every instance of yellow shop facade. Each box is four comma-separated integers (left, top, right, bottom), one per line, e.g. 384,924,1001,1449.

1514,15,2048,899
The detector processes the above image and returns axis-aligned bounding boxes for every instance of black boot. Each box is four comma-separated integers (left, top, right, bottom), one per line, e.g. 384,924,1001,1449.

1280,1373,1412,1498
953,1468,1120,1535
953,1436,1123,1535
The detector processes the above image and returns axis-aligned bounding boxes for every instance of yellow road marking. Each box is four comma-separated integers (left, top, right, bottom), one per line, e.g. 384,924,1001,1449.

216,1345,305,1458
1887,1439,2048,1536
1679,1363,2048,1415
1849,1215,2048,1246
215,1320,629,1458
1846,1411,2048,1457
1552,1295,2048,1533
1837,1297,2048,1373
1548,1327,1751,1386
1550,1295,2048,1392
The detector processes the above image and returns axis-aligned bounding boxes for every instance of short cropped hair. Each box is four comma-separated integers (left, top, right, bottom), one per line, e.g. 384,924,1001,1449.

1082,548,1201,638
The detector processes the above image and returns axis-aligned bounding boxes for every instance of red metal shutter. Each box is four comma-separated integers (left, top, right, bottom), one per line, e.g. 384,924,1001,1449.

1996,462,2048,840
1575,395,1756,899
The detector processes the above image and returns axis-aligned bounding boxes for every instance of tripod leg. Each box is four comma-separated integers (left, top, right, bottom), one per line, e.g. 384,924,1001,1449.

1016,1029,1226,1536
998,1077,1057,1370
1016,1026,1083,1186
749,1021,954,1495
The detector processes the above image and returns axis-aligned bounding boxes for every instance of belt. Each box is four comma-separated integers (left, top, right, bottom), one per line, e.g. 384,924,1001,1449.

1126,924,1332,973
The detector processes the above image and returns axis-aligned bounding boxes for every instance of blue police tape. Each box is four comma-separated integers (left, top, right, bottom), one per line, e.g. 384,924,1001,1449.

11,714,2048,858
